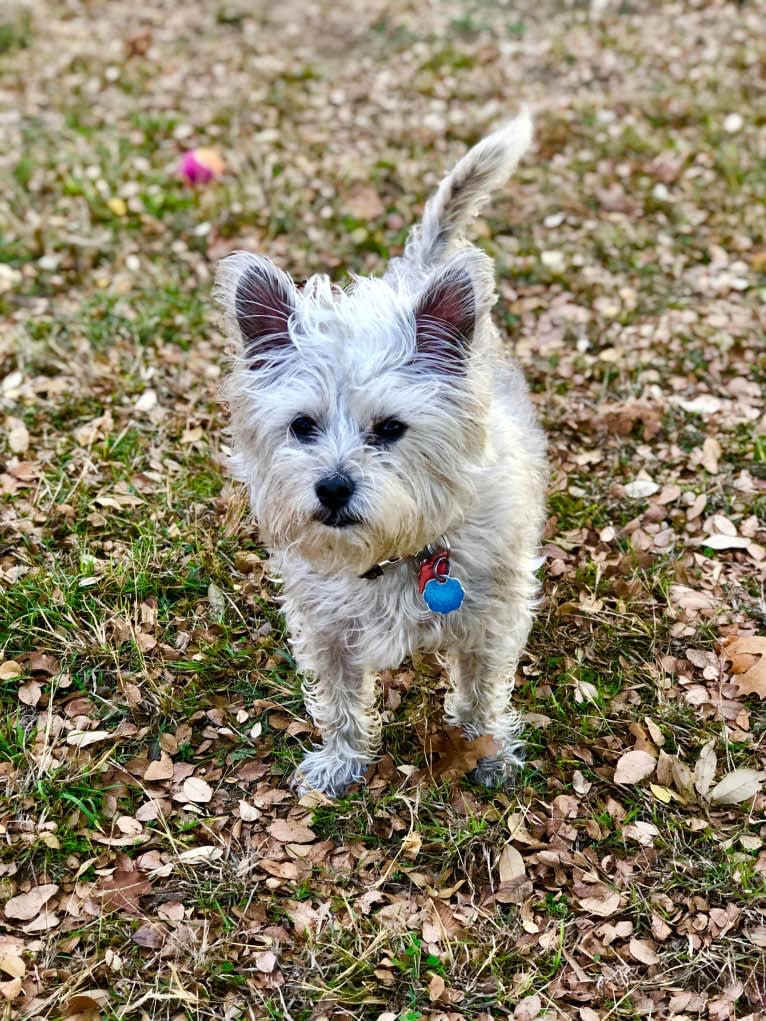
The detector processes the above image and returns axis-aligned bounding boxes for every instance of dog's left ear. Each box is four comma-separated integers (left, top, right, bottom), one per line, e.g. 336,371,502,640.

413,251,494,374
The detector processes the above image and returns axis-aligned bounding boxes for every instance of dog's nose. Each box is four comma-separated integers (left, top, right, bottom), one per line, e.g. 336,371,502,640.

315,473,355,511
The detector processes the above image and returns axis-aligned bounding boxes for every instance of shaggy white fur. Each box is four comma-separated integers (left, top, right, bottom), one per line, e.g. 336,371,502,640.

215,110,547,796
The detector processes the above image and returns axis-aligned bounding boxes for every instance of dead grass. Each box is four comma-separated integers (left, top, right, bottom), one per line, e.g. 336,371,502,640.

0,1,765,1019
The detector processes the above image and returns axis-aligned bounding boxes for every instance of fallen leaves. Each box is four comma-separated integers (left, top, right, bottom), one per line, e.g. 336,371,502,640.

613,750,656,785
66,730,114,748
629,937,660,966
1,2,765,1018
624,478,660,500
423,726,498,781
3,885,59,921
693,739,717,798
721,634,766,699
181,777,214,804
267,819,317,844
578,892,623,918
97,869,153,915
708,769,766,806
144,752,174,782
5,417,30,454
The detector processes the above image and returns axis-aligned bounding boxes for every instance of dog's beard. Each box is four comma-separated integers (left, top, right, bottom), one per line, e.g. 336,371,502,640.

253,459,476,576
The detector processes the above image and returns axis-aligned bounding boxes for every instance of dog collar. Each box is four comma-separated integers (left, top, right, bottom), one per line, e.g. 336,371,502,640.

361,535,465,614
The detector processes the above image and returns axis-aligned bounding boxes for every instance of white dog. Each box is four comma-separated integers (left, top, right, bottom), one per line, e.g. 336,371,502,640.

216,111,547,796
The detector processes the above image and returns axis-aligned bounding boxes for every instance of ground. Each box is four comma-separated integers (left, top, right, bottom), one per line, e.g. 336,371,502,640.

0,0,765,1019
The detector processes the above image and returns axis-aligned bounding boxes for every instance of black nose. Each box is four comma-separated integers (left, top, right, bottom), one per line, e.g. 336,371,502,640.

315,473,355,511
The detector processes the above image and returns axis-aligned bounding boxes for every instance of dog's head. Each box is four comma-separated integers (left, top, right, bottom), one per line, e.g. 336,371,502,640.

216,249,496,574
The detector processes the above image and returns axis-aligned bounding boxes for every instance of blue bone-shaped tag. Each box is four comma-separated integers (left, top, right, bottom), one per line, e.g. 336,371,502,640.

423,575,465,614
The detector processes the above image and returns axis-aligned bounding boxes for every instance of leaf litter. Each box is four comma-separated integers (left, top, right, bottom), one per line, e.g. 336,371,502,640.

0,0,765,1019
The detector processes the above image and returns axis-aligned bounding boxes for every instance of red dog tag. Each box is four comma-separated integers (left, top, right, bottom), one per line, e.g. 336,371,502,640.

418,551,450,594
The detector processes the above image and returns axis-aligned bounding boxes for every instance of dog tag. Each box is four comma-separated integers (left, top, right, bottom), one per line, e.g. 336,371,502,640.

423,575,465,614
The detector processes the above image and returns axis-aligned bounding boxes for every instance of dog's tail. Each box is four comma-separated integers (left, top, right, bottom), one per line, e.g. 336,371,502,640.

405,108,533,268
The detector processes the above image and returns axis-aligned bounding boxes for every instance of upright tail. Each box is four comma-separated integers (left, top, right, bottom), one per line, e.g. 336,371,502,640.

405,109,533,268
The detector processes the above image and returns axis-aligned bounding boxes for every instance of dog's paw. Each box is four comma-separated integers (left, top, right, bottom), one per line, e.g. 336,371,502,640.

467,754,518,788
460,718,524,788
292,748,370,798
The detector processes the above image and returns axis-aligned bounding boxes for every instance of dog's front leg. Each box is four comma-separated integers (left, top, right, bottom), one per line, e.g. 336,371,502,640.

292,639,380,797
445,580,537,786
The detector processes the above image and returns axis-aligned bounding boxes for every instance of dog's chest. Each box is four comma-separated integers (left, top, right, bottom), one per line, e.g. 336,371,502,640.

279,558,452,670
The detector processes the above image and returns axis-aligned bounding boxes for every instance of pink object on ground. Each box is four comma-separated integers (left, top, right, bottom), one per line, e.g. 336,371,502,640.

178,147,225,185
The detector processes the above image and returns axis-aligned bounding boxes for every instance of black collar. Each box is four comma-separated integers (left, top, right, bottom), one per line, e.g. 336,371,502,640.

360,535,450,581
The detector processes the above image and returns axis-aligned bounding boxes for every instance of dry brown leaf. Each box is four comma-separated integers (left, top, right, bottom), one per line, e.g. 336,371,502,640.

497,844,526,884
701,436,721,473
284,900,323,937
238,800,261,822
649,784,675,803
0,661,22,681
622,821,659,846
177,846,223,866
157,902,185,922
651,913,673,941
614,750,656,784
624,479,659,499
721,635,766,699
4,884,59,920
708,769,765,805
578,892,622,917
0,956,25,979
144,752,174,781
255,950,277,973
514,994,542,1021
17,679,42,706
65,991,110,1018
97,869,153,915
345,185,384,220
132,923,165,949
182,777,213,803
0,977,22,1001
135,632,157,653
21,908,59,932
629,937,660,965
428,974,446,1002
401,831,422,860
579,1009,601,1021
6,417,29,454
656,483,681,505
694,739,717,797
696,534,750,550
426,898,463,940
668,585,717,613
66,730,113,748
268,819,316,844
424,726,498,780
115,816,143,836
599,402,662,440
671,757,697,803
506,813,547,848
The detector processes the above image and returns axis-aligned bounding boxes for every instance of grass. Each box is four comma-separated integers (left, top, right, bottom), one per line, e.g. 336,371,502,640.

0,1,765,1019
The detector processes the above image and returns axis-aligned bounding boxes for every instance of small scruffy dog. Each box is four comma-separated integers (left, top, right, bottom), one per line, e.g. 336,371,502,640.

216,111,547,796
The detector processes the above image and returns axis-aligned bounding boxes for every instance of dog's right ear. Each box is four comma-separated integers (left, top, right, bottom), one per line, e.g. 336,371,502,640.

216,253,298,370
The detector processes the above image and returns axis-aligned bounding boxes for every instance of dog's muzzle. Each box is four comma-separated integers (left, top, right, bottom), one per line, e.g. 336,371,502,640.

314,472,361,528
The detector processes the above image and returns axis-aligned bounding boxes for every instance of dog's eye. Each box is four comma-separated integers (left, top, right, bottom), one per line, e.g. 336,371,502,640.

290,415,318,442
371,418,407,445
